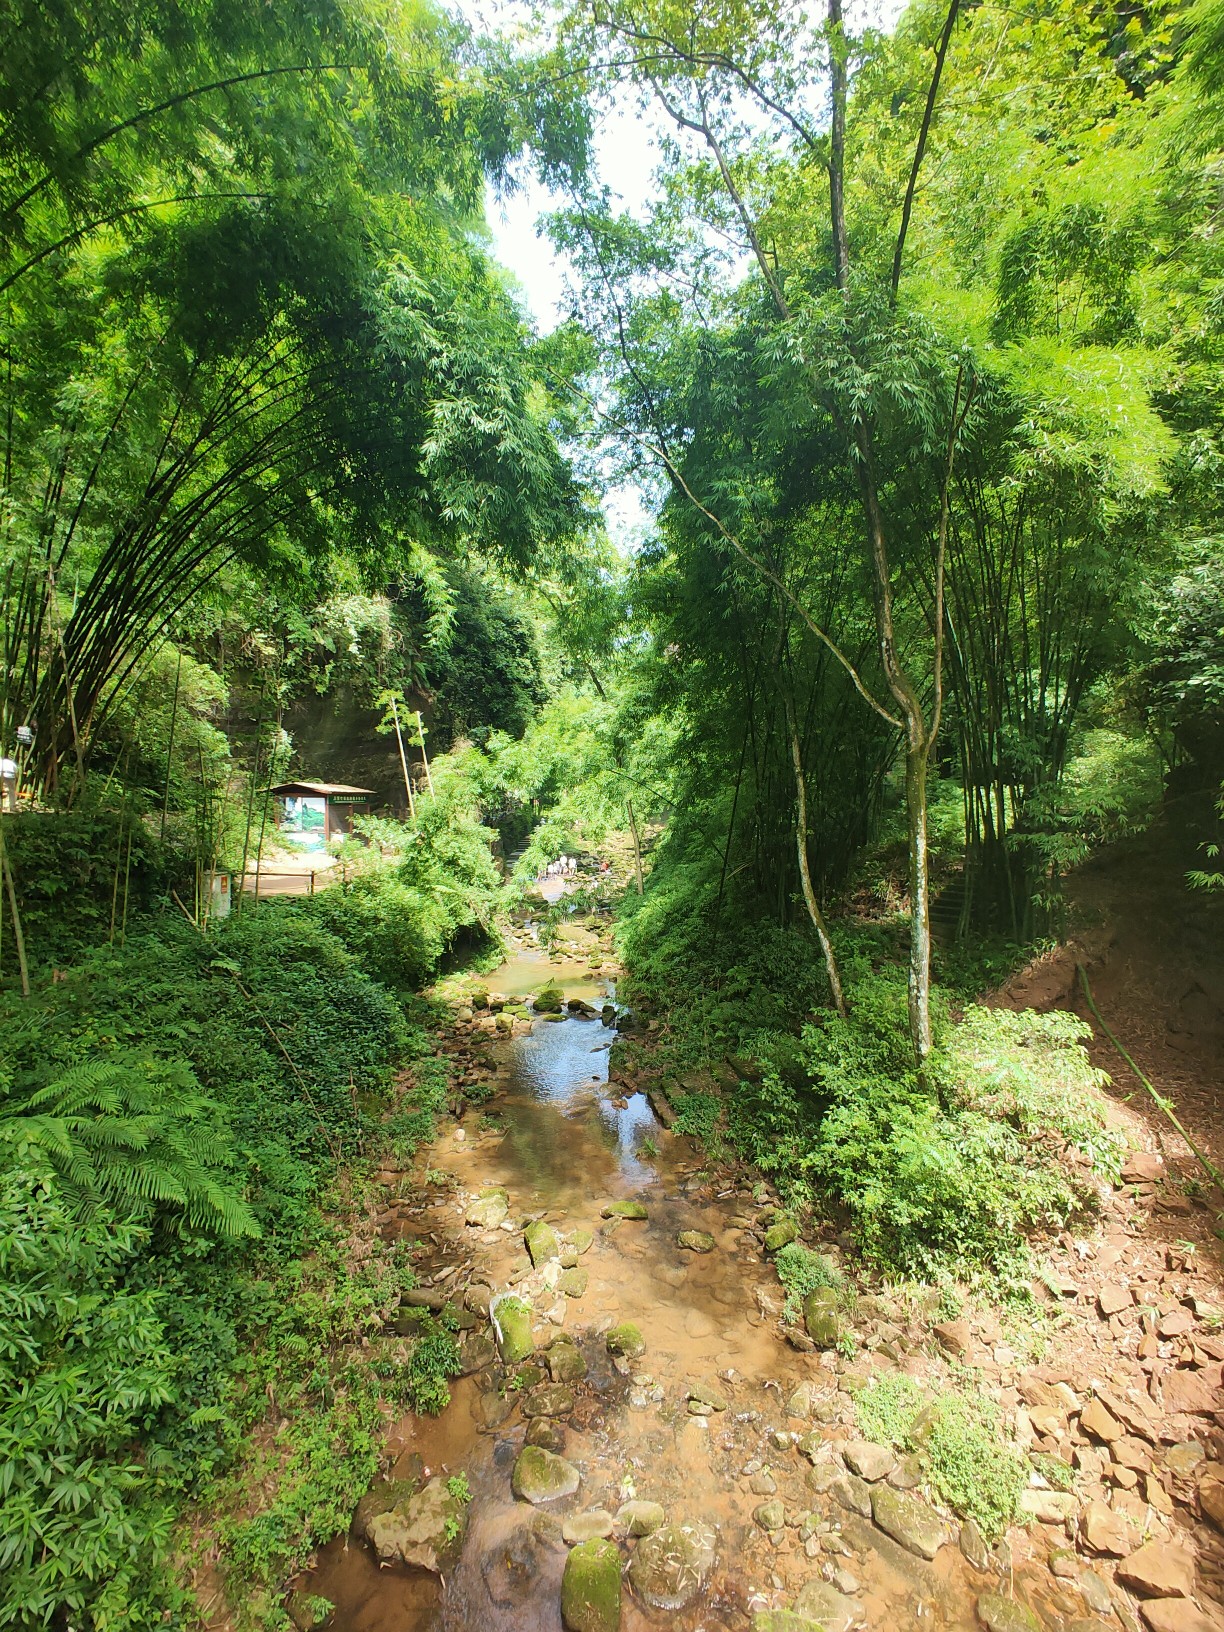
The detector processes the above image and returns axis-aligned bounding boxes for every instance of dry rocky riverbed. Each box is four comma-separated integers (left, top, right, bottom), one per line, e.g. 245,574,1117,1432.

289,917,1224,1632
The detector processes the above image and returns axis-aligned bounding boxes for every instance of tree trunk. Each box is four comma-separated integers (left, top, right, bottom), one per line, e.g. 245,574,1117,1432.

905,733,933,1061
626,796,645,894
784,684,847,1016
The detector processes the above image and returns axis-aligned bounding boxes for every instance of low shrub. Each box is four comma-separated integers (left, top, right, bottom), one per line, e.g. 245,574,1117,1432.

730,977,1116,1280
853,1374,1028,1541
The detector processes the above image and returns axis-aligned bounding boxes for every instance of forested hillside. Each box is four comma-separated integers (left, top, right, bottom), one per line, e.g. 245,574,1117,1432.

2,4,1224,1631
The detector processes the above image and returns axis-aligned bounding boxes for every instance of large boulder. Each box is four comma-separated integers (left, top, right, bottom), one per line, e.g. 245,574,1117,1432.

467,1188,509,1229
561,1537,622,1632
481,1518,560,1609
526,1219,561,1265
628,1519,717,1610
803,1288,839,1347
870,1487,951,1561
492,1294,535,1364
534,985,565,1013
365,1476,468,1573
512,1445,581,1504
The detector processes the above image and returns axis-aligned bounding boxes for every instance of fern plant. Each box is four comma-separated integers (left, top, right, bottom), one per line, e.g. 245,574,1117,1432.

0,1058,258,1240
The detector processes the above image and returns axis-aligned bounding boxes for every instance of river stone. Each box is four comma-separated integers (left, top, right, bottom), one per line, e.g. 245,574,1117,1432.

755,1499,786,1531
366,1476,467,1573
870,1486,950,1560
764,1219,799,1252
459,1332,497,1375
559,1267,589,1298
549,1343,588,1384
628,1519,717,1610
960,1518,992,1572
561,1537,621,1632
467,1188,509,1228
843,1441,895,1482
753,1616,824,1632
606,1322,645,1359
602,1199,649,1220
512,1446,581,1504
466,1283,493,1316
688,1382,728,1412
474,1389,516,1430
677,1230,716,1253
493,1296,535,1364
534,985,565,1013
975,1595,1041,1632
526,1219,561,1265
352,1477,419,1543
794,1580,857,1632
617,1500,666,1536
526,1416,567,1451
803,1288,840,1347
481,1521,552,1608
562,1508,616,1543
830,1475,873,1518
787,1381,826,1418
524,1384,576,1418
1115,1541,1195,1598
571,1228,594,1254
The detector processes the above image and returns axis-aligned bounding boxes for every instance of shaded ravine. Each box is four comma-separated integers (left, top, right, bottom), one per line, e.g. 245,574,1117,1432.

295,951,1024,1632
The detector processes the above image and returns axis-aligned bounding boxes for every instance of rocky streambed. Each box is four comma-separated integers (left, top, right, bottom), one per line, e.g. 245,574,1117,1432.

289,929,1224,1632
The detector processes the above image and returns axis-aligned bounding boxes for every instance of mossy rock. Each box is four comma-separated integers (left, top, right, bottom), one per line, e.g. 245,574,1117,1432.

571,1227,595,1254
525,1219,560,1266
763,1219,799,1252
549,1342,589,1384
493,1295,535,1364
558,1267,589,1298
803,1288,839,1348
677,1230,715,1253
534,985,565,1013
512,1445,581,1504
606,1322,645,1360
561,1537,622,1632
601,1200,648,1220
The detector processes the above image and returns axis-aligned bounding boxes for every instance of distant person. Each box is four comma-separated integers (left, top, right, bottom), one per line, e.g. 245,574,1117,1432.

0,756,16,813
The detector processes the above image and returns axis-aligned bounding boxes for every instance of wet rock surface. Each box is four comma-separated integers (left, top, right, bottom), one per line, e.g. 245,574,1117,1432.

627,1519,718,1610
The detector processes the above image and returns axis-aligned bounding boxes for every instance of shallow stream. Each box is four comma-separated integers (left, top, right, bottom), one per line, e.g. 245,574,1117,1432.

299,951,1012,1632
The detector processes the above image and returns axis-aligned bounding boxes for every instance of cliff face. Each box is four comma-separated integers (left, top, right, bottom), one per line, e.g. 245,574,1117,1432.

281,684,428,817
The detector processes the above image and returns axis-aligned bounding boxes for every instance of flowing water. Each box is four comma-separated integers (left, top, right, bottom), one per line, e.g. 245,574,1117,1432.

298,951,1043,1632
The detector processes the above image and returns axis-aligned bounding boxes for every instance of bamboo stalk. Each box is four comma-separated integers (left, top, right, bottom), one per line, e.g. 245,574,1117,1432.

0,817,30,996
389,694,416,821
415,710,435,796
160,648,182,840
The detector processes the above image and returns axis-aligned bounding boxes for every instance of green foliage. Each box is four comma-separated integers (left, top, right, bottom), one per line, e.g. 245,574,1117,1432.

0,1166,177,1630
853,1373,925,1451
792,986,1116,1278
0,878,433,1628
774,1243,843,1324
0,1057,257,1240
709,976,1116,1280
671,1090,721,1141
400,1323,463,1417
853,1375,1027,1542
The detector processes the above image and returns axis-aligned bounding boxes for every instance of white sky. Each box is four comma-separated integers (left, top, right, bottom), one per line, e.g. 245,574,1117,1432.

453,2,911,545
